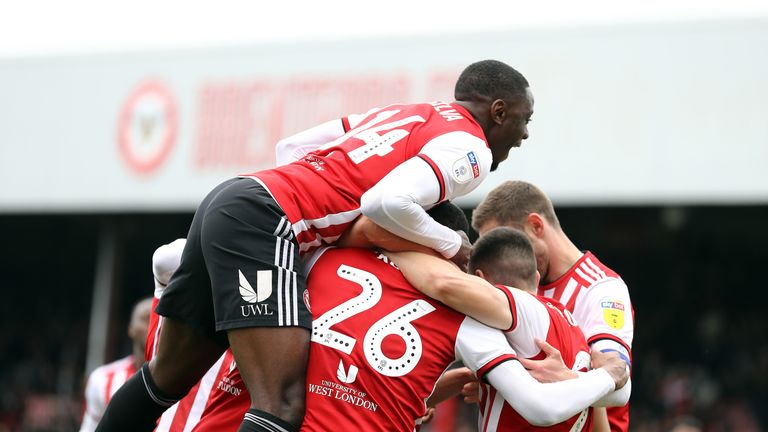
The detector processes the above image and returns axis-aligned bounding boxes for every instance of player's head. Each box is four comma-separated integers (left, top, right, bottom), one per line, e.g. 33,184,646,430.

427,201,469,234
472,180,559,280
128,297,153,350
454,60,533,171
428,200,470,264
468,227,539,291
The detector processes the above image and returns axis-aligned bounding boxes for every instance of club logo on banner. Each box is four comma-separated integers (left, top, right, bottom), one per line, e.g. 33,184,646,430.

117,80,178,174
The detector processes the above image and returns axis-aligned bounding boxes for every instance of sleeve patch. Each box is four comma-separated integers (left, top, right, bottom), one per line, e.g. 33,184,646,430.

600,298,626,329
452,152,480,184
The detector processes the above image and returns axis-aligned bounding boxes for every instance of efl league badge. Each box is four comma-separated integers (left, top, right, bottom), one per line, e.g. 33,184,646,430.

600,298,625,329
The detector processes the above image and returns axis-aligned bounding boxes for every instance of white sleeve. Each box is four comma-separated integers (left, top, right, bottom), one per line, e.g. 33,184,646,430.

454,317,518,376
358,131,491,258
501,288,552,358
151,239,186,299
593,376,632,407
486,361,616,426
359,157,463,258
79,368,106,432
274,119,346,166
417,131,493,201
572,278,634,352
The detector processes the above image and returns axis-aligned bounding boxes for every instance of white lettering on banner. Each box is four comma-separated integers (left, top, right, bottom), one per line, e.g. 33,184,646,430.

193,76,412,170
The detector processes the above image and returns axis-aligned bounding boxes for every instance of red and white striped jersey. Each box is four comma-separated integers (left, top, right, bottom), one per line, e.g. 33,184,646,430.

301,248,513,432
536,251,634,432
476,287,594,432
80,355,137,432
244,102,491,255
146,299,249,432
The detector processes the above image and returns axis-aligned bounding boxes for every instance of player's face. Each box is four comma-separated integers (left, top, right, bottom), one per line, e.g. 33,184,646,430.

478,218,549,284
488,88,534,171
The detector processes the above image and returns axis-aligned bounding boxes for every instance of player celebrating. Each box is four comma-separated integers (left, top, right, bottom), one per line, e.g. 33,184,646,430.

96,60,534,432
472,181,634,431
145,239,247,432
390,227,631,431
302,205,629,432
80,297,152,432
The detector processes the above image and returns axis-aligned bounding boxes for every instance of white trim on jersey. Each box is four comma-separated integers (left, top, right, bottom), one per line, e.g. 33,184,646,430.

578,262,602,282
156,400,179,431
183,354,226,432
559,278,581,310
243,413,290,432
292,208,362,232
503,290,551,358
574,267,596,285
584,257,608,279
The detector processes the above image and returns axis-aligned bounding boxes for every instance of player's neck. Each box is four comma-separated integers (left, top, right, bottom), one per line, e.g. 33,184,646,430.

544,233,583,284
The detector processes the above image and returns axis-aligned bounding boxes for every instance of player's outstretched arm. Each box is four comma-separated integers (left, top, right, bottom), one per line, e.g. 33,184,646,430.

274,119,347,166
387,251,513,330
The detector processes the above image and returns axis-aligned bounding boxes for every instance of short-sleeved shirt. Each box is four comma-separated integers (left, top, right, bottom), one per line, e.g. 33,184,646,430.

537,251,634,431
474,286,594,432
243,102,492,255
301,247,512,432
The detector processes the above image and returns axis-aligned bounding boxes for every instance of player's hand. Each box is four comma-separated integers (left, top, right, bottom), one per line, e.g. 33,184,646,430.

419,407,436,425
450,231,472,272
461,380,480,404
518,338,578,383
591,350,629,389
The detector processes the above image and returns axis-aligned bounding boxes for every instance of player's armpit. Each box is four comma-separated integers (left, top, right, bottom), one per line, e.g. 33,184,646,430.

337,216,437,255
387,251,513,330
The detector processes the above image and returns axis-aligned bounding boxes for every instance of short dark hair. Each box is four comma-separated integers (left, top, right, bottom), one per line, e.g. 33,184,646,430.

468,227,537,289
455,60,529,104
427,201,469,233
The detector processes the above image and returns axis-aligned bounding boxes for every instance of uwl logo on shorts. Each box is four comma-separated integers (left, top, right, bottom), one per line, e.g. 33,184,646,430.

239,270,274,316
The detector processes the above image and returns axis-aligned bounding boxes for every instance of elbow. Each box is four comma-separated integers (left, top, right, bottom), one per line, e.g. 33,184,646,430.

360,189,404,222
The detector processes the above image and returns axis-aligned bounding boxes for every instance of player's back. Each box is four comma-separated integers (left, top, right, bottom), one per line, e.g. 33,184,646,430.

302,247,466,432
478,287,593,432
247,102,489,254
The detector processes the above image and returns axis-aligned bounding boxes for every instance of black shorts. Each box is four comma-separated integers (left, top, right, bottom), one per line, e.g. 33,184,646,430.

156,177,310,347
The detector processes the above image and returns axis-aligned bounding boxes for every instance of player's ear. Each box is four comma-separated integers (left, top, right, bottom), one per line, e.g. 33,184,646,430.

490,99,506,125
526,213,545,237
535,270,541,287
473,268,486,279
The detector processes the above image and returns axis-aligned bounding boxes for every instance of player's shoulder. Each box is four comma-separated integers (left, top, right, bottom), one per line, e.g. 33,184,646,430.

573,251,624,289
